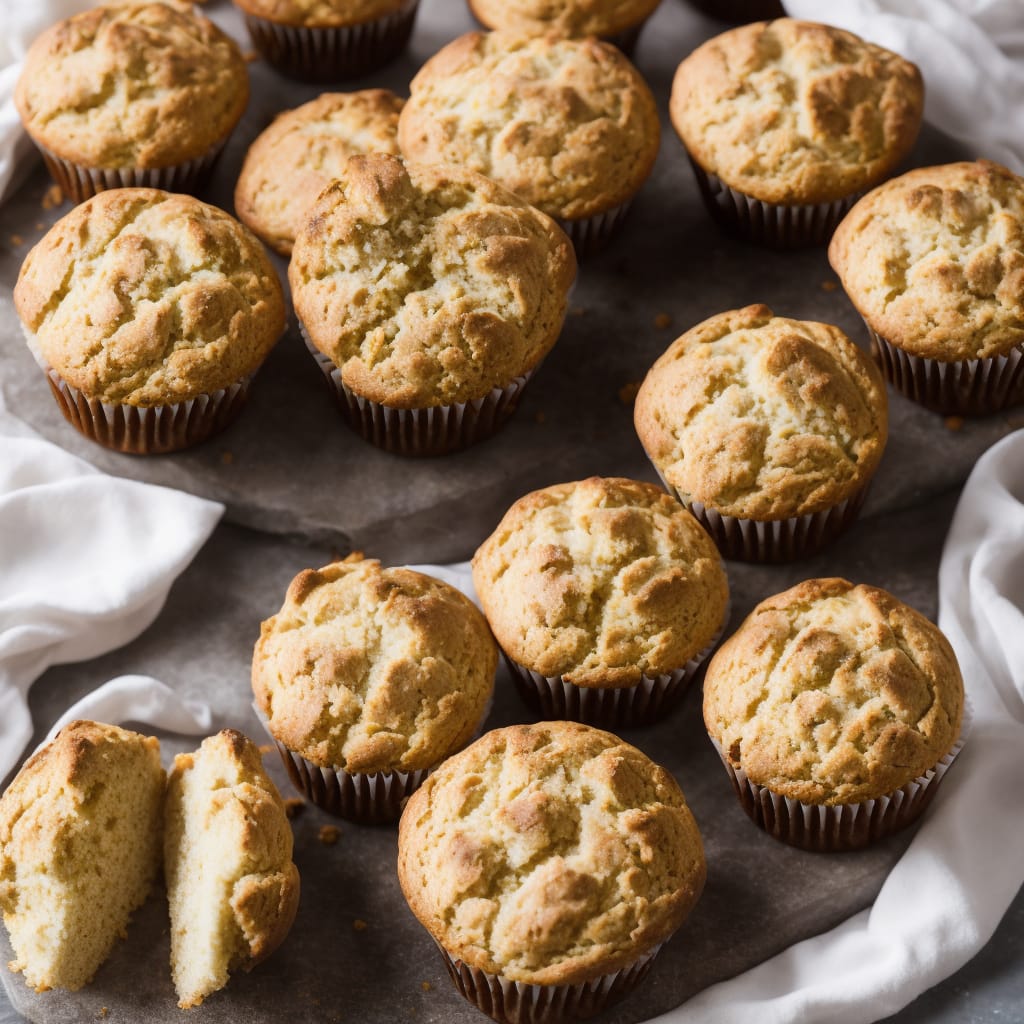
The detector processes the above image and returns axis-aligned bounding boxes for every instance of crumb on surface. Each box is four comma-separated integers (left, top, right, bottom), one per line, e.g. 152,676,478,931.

9,234,23,247
221,450,234,465
654,312,672,329
319,824,341,846
570,306,586,316
420,981,432,992
41,184,63,209
353,918,368,931
258,743,274,755
535,411,546,424
34,222,45,231
944,416,964,432
243,50,259,62
284,797,306,819
618,380,641,406
821,280,838,292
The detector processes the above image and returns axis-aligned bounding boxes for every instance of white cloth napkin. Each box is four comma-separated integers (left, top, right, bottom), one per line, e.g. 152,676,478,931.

0,407,223,783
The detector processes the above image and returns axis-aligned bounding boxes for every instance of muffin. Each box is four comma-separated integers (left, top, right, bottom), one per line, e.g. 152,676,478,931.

15,2,248,204
472,477,729,727
670,19,924,246
703,578,966,851
251,554,499,823
398,30,660,255
233,0,420,81
234,90,404,256
165,730,300,1008
398,722,706,1023
634,305,888,562
289,154,576,456
830,160,1024,415
0,721,165,992
465,0,664,54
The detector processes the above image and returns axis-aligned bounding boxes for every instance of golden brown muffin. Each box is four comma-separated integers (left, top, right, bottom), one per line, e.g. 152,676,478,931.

165,730,300,1009
252,554,498,776
0,721,165,993
670,19,924,206
829,160,1024,362
398,31,660,224
14,188,285,407
235,90,404,256
704,578,964,806
634,305,887,521
467,0,663,40
289,154,575,409
398,722,706,995
472,476,728,685
233,0,408,26
15,3,248,173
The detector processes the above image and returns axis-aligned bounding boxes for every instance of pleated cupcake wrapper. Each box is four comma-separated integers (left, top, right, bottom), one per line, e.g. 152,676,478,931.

652,469,871,563
505,607,728,729
709,724,967,852
436,941,664,1024
868,325,1024,416
301,326,535,456
33,137,227,205
41,365,251,455
687,156,860,247
682,0,785,22
558,198,634,260
243,0,419,81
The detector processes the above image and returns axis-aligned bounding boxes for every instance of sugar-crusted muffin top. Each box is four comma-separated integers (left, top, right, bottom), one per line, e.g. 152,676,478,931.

633,305,887,520
234,90,404,256
14,188,285,406
397,31,660,221
15,3,248,170
251,555,498,774
289,154,575,408
397,722,705,984
670,19,924,205
703,578,964,805
472,477,728,685
231,0,409,28
467,0,663,38
829,160,1024,361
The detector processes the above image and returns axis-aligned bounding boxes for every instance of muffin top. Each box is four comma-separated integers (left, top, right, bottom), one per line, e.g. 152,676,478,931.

467,0,663,38
289,154,576,408
251,554,498,775
398,722,705,984
633,305,887,520
14,188,285,406
670,19,924,205
704,578,965,805
472,477,729,685
15,3,248,170
235,90,404,256
830,160,1024,361
231,0,408,28
398,31,660,221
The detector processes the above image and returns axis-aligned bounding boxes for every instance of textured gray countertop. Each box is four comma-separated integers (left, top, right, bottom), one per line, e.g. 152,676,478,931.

0,0,1022,1021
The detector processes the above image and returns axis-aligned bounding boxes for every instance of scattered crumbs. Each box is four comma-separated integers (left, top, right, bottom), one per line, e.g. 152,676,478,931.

258,743,274,755
34,222,44,231
420,981,432,992
821,280,838,292
220,450,234,465
534,411,546,424
319,824,341,846
97,1010,109,1020
9,234,23,247
243,50,260,63
570,306,586,317
284,797,306,819
944,416,965,432
41,184,63,209
353,918,368,931
653,312,672,330
618,381,641,406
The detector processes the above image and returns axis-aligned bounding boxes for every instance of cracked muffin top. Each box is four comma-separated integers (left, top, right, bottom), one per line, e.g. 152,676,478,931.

15,2,248,170
829,160,1024,361
670,19,923,205
14,188,285,406
466,0,663,39
703,578,964,805
231,0,409,28
251,554,498,775
397,721,705,984
472,477,728,685
234,90,404,257
288,154,575,408
633,305,887,520
397,31,660,222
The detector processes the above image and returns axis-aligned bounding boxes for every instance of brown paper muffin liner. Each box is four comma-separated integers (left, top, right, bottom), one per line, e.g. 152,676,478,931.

868,325,1024,416
687,157,861,247
436,940,665,1024
652,470,872,563
558,198,634,260
681,0,785,23
41,365,251,455
505,609,728,729
709,727,968,852
301,327,536,456
243,0,419,81
33,138,227,205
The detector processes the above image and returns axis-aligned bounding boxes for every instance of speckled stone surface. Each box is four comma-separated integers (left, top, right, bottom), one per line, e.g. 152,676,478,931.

0,0,1022,1022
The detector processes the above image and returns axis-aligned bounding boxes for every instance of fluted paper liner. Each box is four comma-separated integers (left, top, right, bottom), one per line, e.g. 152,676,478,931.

558,198,634,260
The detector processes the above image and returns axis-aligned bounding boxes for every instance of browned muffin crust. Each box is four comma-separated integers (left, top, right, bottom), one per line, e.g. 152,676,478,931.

232,0,408,28
467,0,663,38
